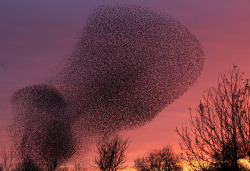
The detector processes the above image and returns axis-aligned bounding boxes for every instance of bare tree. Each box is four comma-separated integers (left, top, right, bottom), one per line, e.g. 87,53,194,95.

134,145,182,171
0,149,13,171
94,135,128,171
177,66,250,170
74,161,81,171
14,156,41,171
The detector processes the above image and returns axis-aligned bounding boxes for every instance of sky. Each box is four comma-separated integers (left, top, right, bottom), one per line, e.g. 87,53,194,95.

1,0,250,169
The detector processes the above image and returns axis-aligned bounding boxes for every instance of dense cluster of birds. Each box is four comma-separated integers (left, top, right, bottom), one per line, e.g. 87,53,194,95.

10,4,205,169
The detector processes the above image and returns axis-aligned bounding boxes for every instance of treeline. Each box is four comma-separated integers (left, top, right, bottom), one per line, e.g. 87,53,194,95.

1,67,250,171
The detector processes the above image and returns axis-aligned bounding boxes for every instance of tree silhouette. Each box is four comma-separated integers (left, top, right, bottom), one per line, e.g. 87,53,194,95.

40,120,75,171
15,156,41,171
0,149,13,171
94,135,128,171
134,145,182,171
177,67,250,170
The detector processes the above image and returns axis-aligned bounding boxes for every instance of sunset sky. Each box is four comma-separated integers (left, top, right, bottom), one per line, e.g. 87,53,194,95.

1,0,250,169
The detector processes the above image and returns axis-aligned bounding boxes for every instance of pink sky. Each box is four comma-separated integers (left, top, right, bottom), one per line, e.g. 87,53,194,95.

1,0,250,169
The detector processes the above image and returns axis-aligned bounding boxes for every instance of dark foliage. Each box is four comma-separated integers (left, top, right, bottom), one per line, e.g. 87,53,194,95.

203,162,249,171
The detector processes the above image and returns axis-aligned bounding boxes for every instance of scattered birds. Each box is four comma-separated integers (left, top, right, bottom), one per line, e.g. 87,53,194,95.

11,4,205,168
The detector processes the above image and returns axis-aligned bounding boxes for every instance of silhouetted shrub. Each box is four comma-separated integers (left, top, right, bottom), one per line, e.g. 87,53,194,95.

94,135,128,171
134,145,182,171
15,157,41,171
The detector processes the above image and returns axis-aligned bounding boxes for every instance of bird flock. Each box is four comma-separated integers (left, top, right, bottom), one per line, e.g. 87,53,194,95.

10,4,205,169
